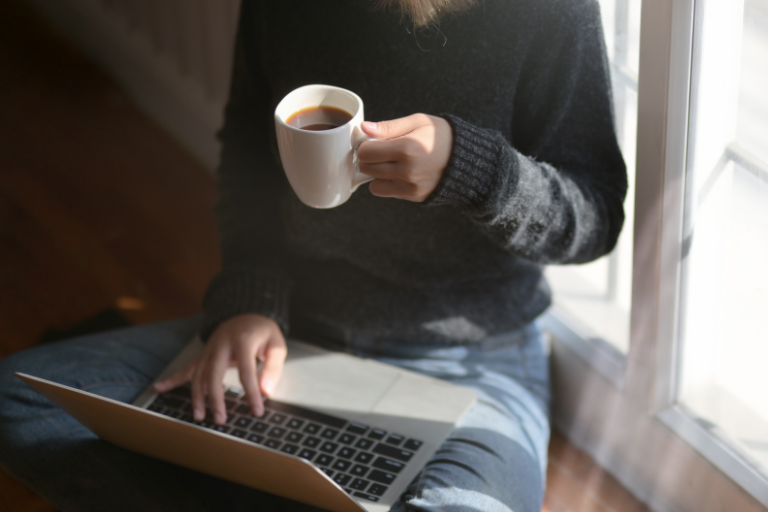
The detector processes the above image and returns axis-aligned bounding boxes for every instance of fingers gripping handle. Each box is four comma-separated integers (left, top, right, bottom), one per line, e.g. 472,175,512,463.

351,126,375,191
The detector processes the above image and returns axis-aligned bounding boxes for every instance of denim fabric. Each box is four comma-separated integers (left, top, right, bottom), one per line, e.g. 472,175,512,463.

0,317,550,512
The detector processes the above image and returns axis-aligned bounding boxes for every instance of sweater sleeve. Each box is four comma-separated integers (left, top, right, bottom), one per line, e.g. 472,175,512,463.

200,0,292,341
425,0,627,265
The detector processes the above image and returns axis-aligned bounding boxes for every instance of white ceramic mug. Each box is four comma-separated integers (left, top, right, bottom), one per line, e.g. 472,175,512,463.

274,84,374,209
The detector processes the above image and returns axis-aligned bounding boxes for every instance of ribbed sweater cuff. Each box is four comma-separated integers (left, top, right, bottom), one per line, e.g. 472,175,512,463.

200,270,290,341
423,114,502,211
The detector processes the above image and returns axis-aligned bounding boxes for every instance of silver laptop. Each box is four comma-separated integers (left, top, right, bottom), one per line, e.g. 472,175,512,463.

17,336,476,512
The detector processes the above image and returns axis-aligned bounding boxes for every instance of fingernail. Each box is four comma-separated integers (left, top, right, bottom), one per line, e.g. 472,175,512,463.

362,121,377,131
194,408,203,421
215,412,226,424
263,380,275,396
254,404,264,417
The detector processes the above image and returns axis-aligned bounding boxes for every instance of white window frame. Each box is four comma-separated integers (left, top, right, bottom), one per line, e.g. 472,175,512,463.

548,0,768,510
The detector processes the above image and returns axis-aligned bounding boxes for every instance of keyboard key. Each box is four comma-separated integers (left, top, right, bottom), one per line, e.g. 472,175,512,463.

354,491,380,502
264,439,282,450
154,395,184,409
231,429,248,439
251,421,269,433
181,414,195,423
385,434,405,446
287,418,305,430
298,449,317,460
167,386,192,399
236,404,252,415
213,424,231,434
302,436,321,448
234,417,252,429
320,428,339,440
304,423,322,435
164,410,182,419
368,483,388,496
372,444,413,462
368,429,387,440
247,434,264,444
320,467,334,478
337,447,356,459
332,459,352,472
372,457,405,474
403,439,423,451
224,399,237,411
346,423,369,435
368,469,396,485
350,478,370,491
225,389,241,399
263,399,347,429
269,413,287,425
281,443,300,455
344,488,353,494
338,433,357,445
350,464,369,477
355,438,374,450
268,427,287,439
148,403,164,413
354,452,374,464
286,432,304,444
333,473,352,486
319,442,339,454
316,454,334,466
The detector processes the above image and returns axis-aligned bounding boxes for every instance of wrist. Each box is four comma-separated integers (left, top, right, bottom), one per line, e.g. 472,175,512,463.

422,114,505,211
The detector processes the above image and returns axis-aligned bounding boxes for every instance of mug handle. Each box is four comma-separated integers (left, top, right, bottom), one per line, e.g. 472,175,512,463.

351,126,376,191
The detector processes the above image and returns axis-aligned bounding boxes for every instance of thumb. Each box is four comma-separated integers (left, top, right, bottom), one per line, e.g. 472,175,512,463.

362,115,423,140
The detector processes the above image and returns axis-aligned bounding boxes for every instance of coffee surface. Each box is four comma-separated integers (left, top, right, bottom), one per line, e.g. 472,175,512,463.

286,106,353,131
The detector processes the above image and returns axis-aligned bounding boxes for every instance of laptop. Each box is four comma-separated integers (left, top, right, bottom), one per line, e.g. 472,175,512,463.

16,336,476,512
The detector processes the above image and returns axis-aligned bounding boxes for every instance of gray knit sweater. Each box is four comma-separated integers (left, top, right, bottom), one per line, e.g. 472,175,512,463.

200,0,627,343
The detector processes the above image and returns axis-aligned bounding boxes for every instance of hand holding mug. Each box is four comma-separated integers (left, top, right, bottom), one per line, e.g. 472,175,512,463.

358,114,454,203
275,85,454,208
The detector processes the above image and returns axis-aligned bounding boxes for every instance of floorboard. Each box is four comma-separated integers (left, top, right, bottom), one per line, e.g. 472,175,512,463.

0,1,653,511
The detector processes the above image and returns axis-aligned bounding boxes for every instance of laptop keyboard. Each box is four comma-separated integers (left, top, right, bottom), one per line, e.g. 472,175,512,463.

147,385,424,503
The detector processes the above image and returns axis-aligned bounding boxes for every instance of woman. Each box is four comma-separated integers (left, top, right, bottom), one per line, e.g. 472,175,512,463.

0,0,626,510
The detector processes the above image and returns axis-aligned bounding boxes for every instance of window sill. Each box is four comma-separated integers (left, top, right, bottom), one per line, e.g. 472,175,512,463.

541,304,626,390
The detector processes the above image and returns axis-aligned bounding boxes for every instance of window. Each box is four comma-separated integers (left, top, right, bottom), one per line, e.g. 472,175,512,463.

660,0,768,496
548,0,768,508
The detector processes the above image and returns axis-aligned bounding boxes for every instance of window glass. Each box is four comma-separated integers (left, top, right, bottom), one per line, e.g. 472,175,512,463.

545,0,641,354
678,0,768,478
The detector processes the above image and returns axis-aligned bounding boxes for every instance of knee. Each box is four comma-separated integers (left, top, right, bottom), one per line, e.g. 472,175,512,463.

0,349,38,416
0,349,61,448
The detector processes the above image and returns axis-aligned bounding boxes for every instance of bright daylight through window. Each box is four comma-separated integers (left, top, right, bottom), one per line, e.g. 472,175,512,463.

545,0,641,355
677,0,768,481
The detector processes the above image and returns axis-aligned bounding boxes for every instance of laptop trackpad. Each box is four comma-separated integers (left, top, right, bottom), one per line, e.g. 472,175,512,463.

266,340,398,415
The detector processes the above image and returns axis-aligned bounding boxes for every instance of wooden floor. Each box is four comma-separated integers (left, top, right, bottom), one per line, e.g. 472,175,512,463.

0,1,653,511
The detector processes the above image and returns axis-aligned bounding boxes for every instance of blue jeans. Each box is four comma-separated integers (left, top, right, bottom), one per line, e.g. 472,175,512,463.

0,317,550,512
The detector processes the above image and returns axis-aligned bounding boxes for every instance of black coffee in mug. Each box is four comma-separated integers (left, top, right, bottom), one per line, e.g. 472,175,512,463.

286,106,353,131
